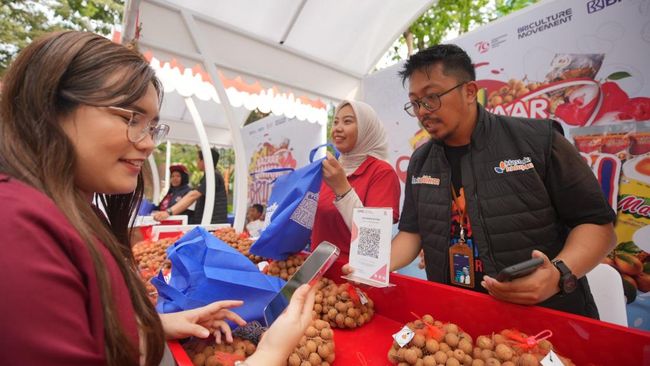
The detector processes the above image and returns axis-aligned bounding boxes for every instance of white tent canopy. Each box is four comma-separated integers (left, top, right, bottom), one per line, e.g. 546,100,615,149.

129,0,434,230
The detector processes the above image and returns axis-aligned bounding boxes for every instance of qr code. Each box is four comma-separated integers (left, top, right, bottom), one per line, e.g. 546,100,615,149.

357,227,380,259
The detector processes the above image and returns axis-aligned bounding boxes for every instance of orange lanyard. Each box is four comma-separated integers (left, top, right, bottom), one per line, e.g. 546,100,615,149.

451,186,466,242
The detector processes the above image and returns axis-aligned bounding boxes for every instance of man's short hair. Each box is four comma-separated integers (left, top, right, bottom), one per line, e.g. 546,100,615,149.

398,44,475,85
252,204,264,215
198,147,220,168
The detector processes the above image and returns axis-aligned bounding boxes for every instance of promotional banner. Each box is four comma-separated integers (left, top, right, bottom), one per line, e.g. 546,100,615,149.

242,115,323,206
362,0,650,328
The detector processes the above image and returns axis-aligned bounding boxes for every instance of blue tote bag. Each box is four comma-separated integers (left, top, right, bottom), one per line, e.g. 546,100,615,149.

152,227,285,323
250,144,338,260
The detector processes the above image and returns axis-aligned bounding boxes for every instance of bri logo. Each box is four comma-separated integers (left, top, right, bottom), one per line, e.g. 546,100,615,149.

587,0,621,14
494,157,534,174
412,175,440,185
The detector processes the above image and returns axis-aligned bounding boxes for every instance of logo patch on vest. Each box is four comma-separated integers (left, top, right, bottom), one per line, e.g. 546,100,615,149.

411,175,441,185
494,157,534,174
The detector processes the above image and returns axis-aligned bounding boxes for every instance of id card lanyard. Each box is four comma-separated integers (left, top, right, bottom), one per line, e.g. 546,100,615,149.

448,186,475,288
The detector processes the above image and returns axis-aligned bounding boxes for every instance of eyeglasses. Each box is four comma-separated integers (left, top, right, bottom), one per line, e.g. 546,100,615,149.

403,82,466,117
107,106,170,145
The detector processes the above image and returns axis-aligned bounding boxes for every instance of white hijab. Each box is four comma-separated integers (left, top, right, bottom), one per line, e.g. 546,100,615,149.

335,99,389,175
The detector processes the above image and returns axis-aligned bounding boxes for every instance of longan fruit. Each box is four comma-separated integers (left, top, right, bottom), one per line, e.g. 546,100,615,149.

327,295,337,305
481,349,495,361
314,319,328,330
485,358,501,366
477,336,494,350
445,333,460,348
388,348,399,363
404,348,419,364
305,340,318,353
453,349,466,360
502,362,515,366
440,342,451,352
472,359,486,366
434,350,448,364
288,350,301,365
305,326,318,338
425,338,440,353
300,361,312,366
318,343,331,358
335,302,347,312
412,333,426,348
297,346,310,359
344,316,356,328
320,328,333,340
458,338,473,354
423,355,437,366
516,354,537,366
447,357,461,366
422,314,434,324
205,355,219,366
308,352,322,364
444,323,459,334
191,353,206,366
495,344,513,362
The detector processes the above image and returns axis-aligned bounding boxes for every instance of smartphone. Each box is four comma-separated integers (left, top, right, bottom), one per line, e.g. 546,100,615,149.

263,241,340,326
496,257,544,282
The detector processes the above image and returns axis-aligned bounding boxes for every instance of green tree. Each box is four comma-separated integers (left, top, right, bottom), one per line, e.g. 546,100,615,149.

389,0,539,60
0,0,123,75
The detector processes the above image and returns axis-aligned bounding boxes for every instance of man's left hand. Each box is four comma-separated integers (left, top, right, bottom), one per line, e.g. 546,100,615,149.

481,250,561,305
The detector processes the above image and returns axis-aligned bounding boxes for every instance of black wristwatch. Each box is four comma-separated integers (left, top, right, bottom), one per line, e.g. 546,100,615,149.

551,259,577,295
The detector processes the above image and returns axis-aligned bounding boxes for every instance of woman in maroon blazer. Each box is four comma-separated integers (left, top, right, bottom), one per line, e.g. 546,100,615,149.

0,31,314,366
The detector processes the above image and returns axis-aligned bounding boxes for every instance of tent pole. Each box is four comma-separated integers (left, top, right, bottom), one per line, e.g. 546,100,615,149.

147,154,160,204
181,10,248,232
163,140,171,196
184,96,215,226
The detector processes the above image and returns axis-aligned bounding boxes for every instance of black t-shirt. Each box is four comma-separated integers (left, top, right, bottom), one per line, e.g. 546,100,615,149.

444,144,486,292
191,172,228,224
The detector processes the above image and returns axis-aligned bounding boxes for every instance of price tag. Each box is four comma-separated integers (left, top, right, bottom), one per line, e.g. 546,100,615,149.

541,350,565,366
392,325,415,348
344,207,393,287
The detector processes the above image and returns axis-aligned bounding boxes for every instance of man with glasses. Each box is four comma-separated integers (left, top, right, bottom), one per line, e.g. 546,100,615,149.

390,44,616,317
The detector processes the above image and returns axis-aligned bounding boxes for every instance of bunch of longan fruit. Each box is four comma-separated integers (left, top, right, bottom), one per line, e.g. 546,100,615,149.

183,337,256,366
265,255,305,280
470,330,575,366
486,79,542,108
213,228,264,264
287,319,336,366
132,237,176,302
388,314,474,366
314,278,375,329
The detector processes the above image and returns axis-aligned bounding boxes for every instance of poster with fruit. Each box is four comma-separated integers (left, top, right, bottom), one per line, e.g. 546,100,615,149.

362,0,650,328
242,115,322,206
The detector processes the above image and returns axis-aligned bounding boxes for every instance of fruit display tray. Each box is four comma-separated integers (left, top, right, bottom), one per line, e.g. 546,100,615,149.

168,259,649,365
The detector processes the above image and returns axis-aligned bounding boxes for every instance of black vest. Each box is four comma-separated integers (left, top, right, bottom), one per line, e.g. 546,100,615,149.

407,105,597,317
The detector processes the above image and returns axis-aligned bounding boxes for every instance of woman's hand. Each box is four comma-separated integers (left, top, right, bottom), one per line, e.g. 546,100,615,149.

159,300,246,343
245,284,316,366
322,152,351,196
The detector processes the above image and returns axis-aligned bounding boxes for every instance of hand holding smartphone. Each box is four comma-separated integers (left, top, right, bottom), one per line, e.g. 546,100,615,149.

496,257,544,282
263,241,340,326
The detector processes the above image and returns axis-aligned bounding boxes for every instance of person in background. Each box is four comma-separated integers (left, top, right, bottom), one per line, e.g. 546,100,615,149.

245,203,265,237
354,43,615,317
152,163,193,218
0,30,315,366
311,99,401,257
154,147,228,224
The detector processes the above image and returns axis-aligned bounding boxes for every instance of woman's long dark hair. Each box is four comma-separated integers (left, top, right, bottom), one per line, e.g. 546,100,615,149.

0,31,165,365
